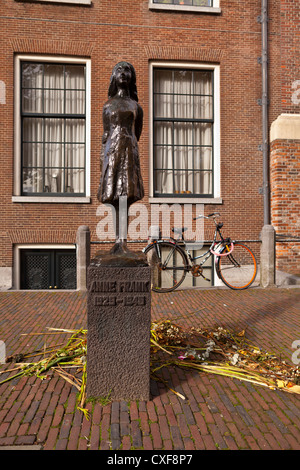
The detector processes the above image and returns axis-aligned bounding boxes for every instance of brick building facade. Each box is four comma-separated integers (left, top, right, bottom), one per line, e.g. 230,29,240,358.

0,0,298,289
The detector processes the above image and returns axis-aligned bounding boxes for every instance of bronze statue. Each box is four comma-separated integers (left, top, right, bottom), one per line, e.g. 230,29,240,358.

97,62,144,256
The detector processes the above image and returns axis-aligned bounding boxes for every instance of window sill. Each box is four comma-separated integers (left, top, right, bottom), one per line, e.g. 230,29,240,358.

149,197,222,204
12,196,91,203
149,3,221,14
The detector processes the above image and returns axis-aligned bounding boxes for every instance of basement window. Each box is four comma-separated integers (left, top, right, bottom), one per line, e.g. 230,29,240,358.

149,0,221,14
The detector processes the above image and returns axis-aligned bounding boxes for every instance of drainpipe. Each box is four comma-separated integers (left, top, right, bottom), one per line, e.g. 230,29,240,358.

259,0,270,225
259,0,276,287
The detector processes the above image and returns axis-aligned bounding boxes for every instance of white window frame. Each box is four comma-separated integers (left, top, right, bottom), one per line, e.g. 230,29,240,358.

149,0,221,14
149,61,221,204
13,54,91,203
17,0,92,5
13,244,76,290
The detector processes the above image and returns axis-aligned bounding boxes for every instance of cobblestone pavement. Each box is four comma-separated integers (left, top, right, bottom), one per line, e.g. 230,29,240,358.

0,287,299,451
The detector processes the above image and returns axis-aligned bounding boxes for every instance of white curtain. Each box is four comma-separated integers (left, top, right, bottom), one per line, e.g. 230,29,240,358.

22,63,85,194
154,69,213,195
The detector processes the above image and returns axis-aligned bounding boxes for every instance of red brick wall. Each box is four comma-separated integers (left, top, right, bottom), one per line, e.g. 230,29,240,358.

278,0,300,114
269,0,300,276
270,140,300,275
0,0,284,275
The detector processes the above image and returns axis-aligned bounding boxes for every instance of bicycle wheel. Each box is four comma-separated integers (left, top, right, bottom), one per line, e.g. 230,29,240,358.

144,241,189,293
217,243,257,290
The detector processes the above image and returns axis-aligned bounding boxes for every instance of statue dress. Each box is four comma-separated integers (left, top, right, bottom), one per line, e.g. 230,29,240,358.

98,94,144,208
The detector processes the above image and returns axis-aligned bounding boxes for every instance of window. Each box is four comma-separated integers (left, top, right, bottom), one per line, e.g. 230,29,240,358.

151,64,220,199
20,249,76,290
14,56,91,202
149,0,221,13
153,0,212,5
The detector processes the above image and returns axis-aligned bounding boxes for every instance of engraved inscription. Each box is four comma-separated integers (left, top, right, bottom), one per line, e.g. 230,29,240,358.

89,280,149,294
119,281,149,292
94,295,147,307
89,280,117,292
89,278,150,307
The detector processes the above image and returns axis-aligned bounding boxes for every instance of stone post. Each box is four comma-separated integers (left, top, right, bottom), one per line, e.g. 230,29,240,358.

0,340,5,364
260,224,276,287
76,225,90,291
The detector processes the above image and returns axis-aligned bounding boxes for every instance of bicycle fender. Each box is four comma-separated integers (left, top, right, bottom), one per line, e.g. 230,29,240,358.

211,242,234,257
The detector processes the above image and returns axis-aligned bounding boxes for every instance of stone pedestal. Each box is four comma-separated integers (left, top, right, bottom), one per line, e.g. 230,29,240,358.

86,250,151,401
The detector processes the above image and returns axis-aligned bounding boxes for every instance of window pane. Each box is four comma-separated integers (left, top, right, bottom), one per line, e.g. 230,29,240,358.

44,168,64,193
174,170,193,194
66,168,85,193
174,122,193,145
22,88,43,113
154,70,173,118
44,64,64,89
174,146,194,171
65,90,85,114
173,70,193,95
22,63,43,89
23,168,44,193
154,93,173,118
194,146,213,169
44,143,64,168
65,65,85,89
154,169,173,194
65,119,85,142
23,118,44,142
194,95,213,119
174,93,193,119
194,70,212,94
65,143,85,168
23,143,43,167
154,145,173,171
44,119,64,142
154,69,172,93
194,122,212,146
44,88,64,114
154,121,172,145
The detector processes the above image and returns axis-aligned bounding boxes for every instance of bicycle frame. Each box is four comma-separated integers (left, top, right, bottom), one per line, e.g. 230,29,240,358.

144,212,257,291
146,212,234,282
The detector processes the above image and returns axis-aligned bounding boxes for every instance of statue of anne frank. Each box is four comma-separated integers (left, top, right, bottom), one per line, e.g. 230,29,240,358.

97,62,144,257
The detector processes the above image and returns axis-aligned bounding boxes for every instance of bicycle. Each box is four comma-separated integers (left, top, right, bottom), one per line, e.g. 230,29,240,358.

142,212,257,292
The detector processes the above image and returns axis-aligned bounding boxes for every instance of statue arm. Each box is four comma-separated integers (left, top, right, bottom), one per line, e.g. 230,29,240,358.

135,104,143,142
100,106,110,173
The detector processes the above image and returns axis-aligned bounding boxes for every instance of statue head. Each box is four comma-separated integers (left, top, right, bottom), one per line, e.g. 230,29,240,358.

108,61,138,102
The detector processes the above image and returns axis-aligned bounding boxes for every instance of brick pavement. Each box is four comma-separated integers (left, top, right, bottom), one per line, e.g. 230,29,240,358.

0,287,299,451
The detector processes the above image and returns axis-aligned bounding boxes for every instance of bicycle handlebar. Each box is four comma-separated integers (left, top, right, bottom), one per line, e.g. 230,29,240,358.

193,212,220,221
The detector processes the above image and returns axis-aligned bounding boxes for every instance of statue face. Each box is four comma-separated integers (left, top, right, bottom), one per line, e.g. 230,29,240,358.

115,63,132,89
